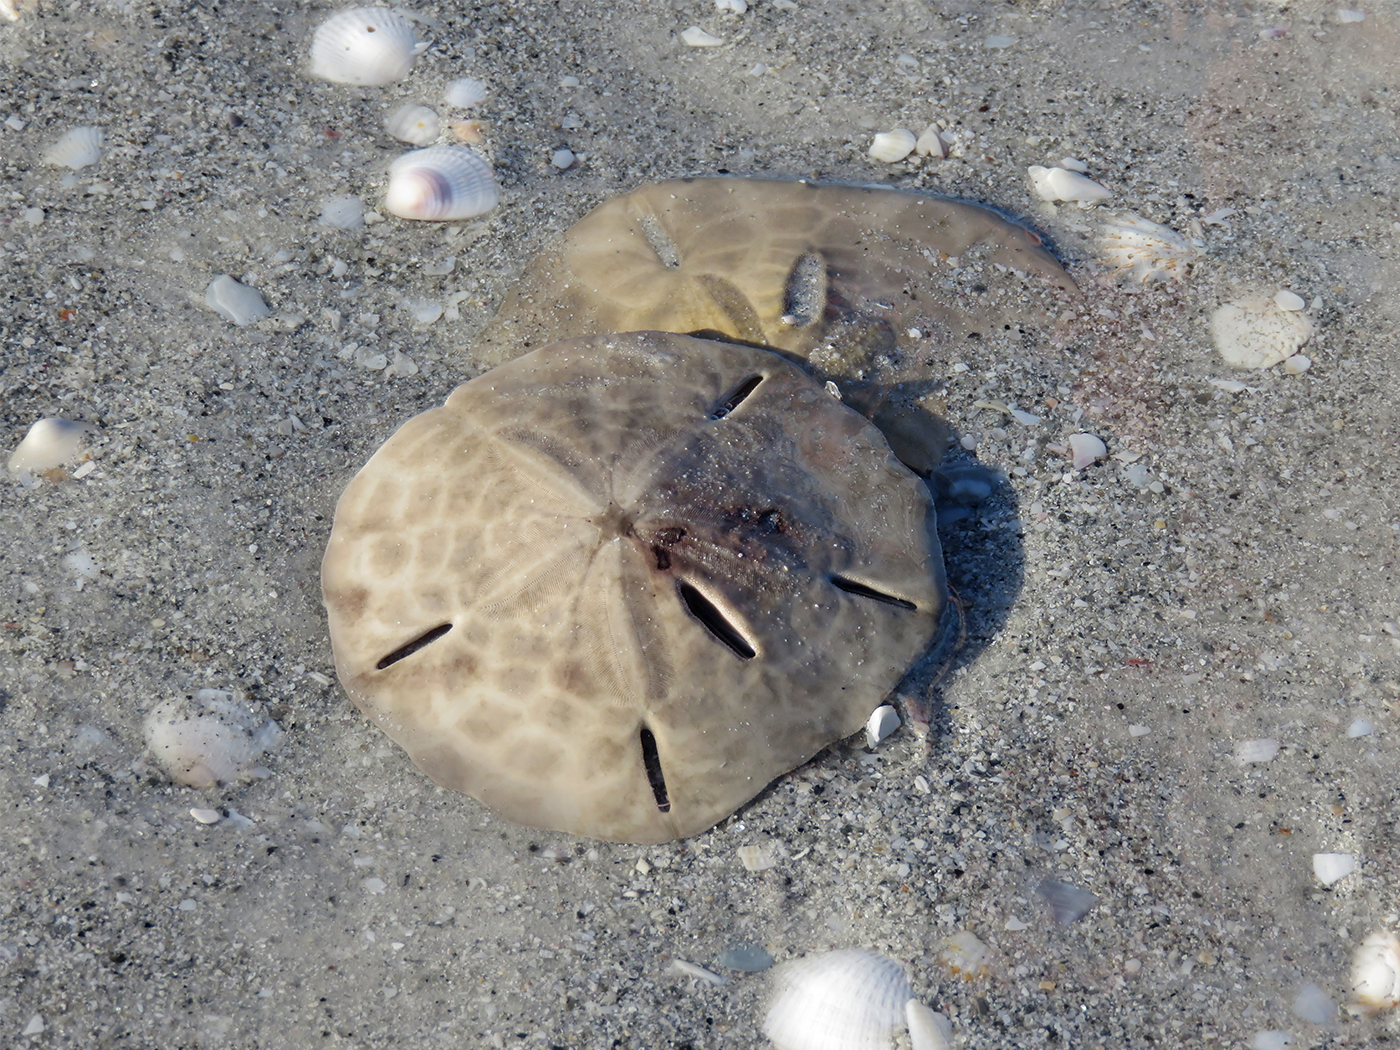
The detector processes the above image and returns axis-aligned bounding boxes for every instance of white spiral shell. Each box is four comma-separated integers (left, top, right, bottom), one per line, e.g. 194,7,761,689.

385,103,440,146
384,146,499,221
763,949,913,1050
308,7,423,87
42,126,104,169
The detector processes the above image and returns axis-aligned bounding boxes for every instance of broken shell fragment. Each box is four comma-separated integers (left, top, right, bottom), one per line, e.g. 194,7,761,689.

764,950,913,1050
865,704,900,748
42,126,104,169
143,689,283,788
905,1001,952,1050
1352,931,1400,1012
1068,432,1107,469
869,128,916,163
1210,297,1313,369
1313,852,1355,886
8,417,97,473
680,26,723,46
205,275,271,326
384,145,499,221
1028,165,1111,203
385,103,440,146
308,6,424,87
914,125,947,158
1274,289,1306,312
1096,213,1203,283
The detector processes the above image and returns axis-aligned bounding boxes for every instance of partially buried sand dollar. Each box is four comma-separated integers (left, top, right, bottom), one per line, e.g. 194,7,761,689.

323,332,951,843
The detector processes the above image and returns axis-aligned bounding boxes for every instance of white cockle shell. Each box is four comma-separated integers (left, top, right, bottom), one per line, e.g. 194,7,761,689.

1028,164,1112,203
869,129,916,163
308,7,424,87
385,103,440,146
42,126,104,169
384,145,499,221
444,77,488,108
764,949,914,1050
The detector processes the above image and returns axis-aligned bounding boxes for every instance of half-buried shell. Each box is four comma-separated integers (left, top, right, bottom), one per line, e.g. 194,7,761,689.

384,145,498,221
308,6,424,87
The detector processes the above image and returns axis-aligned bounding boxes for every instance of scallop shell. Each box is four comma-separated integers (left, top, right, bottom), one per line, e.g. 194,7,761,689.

1028,165,1111,203
1096,213,1203,283
1352,931,1400,1012
42,126,104,170
384,146,499,221
763,950,913,1050
308,7,423,87
869,129,916,163
444,77,488,108
1210,297,1313,369
385,103,440,146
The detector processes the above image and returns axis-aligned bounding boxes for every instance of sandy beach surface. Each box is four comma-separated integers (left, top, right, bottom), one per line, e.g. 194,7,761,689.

2,1,1398,1047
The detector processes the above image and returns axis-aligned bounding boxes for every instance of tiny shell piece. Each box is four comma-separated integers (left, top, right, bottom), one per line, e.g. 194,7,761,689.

1338,9,1365,24
1058,156,1089,173
738,841,780,871
385,103,440,146
1236,738,1280,763
1352,931,1400,1012
42,126,104,169
205,275,271,326
764,950,913,1050
444,77,488,108
8,418,96,473
1028,165,1111,203
1274,289,1306,312
869,129,916,163
318,194,365,229
1069,432,1107,469
670,959,727,985
384,146,499,221
865,705,900,748
144,689,283,788
1097,213,1203,283
1313,852,1355,886
1037,879,1098,924
905,1001,952,1050
914,125,947,158
308,7,422,87
1281,354,1311,375
551,148,576,169
715,0,747,12
1347,718,1375,738
1210,297,1313,369
681,26,724,46
938,931,989,977
717,943,775,971
190,807,222,824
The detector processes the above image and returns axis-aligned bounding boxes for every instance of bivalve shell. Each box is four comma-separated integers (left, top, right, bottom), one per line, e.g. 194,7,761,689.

385,103,440,145
308,7,424,87
1352,931,1400,1012
8,418,97,473
1096,213,1203,283
1210,297,1313,369
1028,165,1112,202
444,77,488,108
869,128,916,163
384,146,499,221
905,1001,952,1050
43,126,104,169
764,950,913,1050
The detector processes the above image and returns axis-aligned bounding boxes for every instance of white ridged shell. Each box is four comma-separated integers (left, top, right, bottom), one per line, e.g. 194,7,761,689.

763,950,913,1050
1096,213,1203,283
1352,931,1400,1012
869,129,916,163
384,146,499,221
42,126,104,169
444,77,488,108
385,103,440,145
905,1001,952,1050
308,7,422,87
1028,165,1112,202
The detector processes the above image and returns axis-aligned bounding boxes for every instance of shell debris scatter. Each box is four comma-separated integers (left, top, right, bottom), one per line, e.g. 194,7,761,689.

42,126,104,169
384,145,499,221
763,949,913,1050
143,689,284,788
1028,165,1112,203
8,418,96,474
869,129,916,163
324,179,1076,842
1352,931,1400,1012
1210,296,1314,369
205,275,271,326
385,103,440,145
1096,213,1203,283
307,6,425,87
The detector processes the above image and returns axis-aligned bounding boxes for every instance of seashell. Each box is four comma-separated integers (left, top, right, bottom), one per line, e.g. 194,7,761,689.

143,688,283,788
1281,354,1311,375
738,841,781,871
8,417,96,473
206,275,271,326
1352,931,1400,1012
1210,297,1313,369
1037,879,1098,924
551,147,576,169
716,0,747,12
1096,213,1203,283
1068,432,1107,469
869,129,916,163
443,77,488,108
914,125,947,159
865,704,900,747
384,145,499,221
42,126,104,169
1313,852,1355,886
308,7,424,87
385,103,440,145
717,943,774,971
318,194,365,229
905,1001,952,1050
1274,289,1306,312
1235,738,1280,762
764,949,913,1050
1028,165,1111,203
681,26,724,47
938,931,989,978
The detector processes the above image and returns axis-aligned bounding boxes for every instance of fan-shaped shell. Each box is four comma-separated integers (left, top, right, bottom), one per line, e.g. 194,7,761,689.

385,103,440,146
1096,213,1203,283
444,77,488,108
384,145,498,221
322,331,949,843
42,126,104,169
308,7,422,87
764,949,914,1050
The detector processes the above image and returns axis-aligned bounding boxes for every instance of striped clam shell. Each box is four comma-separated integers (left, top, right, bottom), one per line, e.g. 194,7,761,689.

764,949,914,1050
308,6,423,87
43,126,104,169
384,146,499,221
